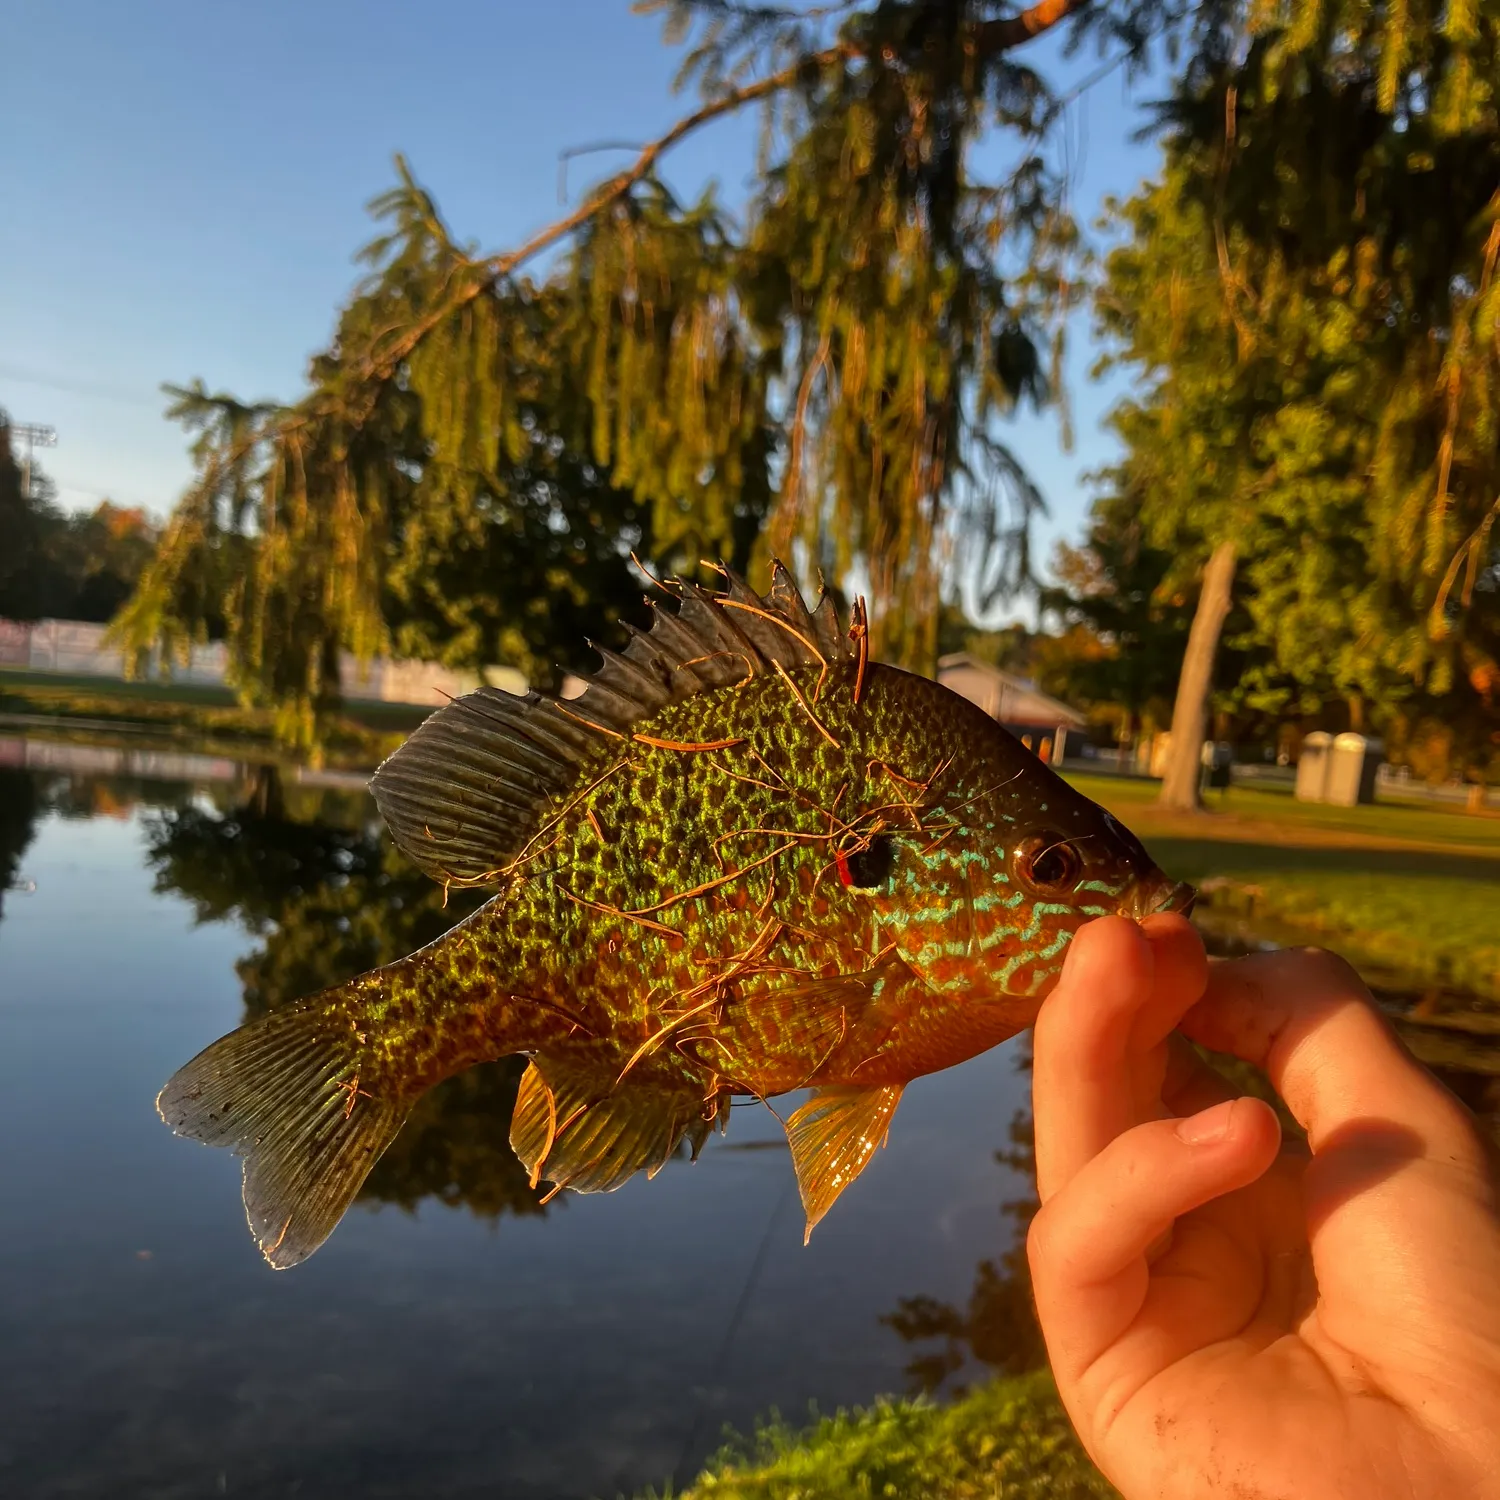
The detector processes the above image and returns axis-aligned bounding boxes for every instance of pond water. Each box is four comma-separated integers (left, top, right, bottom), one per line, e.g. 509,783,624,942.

5,736,1497,1500
0,740,1041,1500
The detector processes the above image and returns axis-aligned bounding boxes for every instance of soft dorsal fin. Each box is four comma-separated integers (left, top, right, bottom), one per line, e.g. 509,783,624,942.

370,561,853,888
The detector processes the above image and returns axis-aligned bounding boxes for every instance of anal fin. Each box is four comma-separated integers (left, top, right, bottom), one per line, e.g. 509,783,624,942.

509,1053,710,1197
785,1084,903,1243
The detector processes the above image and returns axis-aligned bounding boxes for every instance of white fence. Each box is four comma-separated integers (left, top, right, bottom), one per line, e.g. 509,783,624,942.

0,618,523,707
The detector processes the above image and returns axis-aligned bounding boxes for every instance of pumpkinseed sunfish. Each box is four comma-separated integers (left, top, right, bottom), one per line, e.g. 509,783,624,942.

158,565,1192,1266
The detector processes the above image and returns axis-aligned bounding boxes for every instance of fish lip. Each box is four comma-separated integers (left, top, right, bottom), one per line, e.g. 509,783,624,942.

1131,878,1197,920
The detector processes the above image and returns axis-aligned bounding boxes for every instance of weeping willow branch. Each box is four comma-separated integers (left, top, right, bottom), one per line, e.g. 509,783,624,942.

127,0,1108,749
170,1,1093,499
1430,204,1500,632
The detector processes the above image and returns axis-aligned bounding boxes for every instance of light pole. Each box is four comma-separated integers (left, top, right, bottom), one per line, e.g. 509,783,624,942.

0,410,58,499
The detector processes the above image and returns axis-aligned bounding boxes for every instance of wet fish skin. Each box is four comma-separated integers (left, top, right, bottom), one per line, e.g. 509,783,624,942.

157,570,1189,1266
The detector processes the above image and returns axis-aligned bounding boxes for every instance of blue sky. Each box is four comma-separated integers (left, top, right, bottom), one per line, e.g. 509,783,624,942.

1,0,1165,593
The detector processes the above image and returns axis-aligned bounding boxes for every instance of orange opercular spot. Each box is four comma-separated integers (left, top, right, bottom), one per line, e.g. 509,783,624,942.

834,848,854,887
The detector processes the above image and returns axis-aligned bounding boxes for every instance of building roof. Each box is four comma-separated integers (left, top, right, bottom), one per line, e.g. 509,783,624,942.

936,653,1088,729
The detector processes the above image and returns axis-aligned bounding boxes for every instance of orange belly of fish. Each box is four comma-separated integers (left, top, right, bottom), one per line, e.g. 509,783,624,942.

803,993,1043,1090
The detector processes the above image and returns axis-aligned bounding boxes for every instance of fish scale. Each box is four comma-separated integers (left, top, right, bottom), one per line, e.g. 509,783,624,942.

157,565,1191,1267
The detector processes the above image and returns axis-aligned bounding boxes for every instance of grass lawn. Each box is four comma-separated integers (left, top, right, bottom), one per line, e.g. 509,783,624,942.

653,1370,1114,1499
1065,773,1500,1004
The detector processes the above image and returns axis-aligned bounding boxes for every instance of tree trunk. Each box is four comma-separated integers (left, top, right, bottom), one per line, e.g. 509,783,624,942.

1158,540,1238,811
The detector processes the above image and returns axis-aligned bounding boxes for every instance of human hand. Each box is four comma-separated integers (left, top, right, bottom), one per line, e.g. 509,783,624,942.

1028,915,1500,1500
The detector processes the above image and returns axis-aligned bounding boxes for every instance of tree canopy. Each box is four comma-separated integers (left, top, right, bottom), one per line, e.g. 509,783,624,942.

1037,493,1193,744
0,420,158,625
1088,0,1500,795
117,0,1500,765
119,0,1232,749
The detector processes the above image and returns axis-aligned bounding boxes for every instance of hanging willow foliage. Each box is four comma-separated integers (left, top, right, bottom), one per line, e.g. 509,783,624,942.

126,0,1381,748
123,3,1500,759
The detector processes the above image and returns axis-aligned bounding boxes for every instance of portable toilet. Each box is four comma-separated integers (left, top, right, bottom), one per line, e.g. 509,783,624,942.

1326,734,1383,807
1295,732,1333,803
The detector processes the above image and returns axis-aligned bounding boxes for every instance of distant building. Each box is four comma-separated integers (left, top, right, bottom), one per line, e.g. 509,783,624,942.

936,653,1088,765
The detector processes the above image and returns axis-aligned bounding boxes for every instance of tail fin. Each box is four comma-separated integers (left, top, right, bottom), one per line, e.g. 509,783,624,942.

157,999,409,1269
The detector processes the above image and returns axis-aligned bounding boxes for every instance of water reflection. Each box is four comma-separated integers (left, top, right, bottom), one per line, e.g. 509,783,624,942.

0,742,1040,1498
883,1089,1047,1391
0,767,40,922
0,749,200,925
6,735,1500,1497
2,745,547,1230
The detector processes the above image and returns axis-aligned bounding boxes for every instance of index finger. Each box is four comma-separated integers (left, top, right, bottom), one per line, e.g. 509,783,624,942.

1033,914,1208,1203
1180,947,1482,1166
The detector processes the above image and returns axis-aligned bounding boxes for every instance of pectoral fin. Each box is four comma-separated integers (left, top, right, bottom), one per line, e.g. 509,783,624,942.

509,1053,710,1196
785,1084,903,1243
695,958,913,1095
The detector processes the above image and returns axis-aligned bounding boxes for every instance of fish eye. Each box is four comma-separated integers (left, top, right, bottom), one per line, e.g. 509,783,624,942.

1013,833,1081,895
837,833,894,889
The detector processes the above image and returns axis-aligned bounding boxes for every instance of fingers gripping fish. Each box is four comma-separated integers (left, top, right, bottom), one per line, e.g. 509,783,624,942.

157,564,1192,1267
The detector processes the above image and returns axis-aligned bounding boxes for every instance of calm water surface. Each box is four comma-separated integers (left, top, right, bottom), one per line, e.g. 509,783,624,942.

0,743,1038,1499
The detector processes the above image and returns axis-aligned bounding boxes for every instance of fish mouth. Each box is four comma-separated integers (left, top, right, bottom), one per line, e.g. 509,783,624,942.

1128,877,1197,920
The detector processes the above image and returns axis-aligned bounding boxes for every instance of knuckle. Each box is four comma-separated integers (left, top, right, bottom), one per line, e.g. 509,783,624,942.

1026,1205,1056,1267
1291,945,1366,997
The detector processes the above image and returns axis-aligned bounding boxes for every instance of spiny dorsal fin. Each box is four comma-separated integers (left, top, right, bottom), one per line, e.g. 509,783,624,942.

785,1084,903,1243
509,1053,710,1195
370,561,853,888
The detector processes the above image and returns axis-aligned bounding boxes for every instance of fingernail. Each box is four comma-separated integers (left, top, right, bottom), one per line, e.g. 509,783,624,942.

1176,1099,1237,1145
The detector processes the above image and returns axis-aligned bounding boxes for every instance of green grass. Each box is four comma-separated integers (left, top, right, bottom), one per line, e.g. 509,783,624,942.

651,1371,1114,1500
1064,773,1500,1002
1067,773,1500,850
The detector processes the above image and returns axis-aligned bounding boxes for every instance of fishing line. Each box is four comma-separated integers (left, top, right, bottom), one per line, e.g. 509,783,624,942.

672,1168,797,1488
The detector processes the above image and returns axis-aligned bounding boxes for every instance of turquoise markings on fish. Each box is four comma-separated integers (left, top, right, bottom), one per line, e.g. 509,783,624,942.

156,564,1194,1267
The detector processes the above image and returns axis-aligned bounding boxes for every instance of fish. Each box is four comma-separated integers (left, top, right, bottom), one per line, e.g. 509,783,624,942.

157,564,1192,1267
